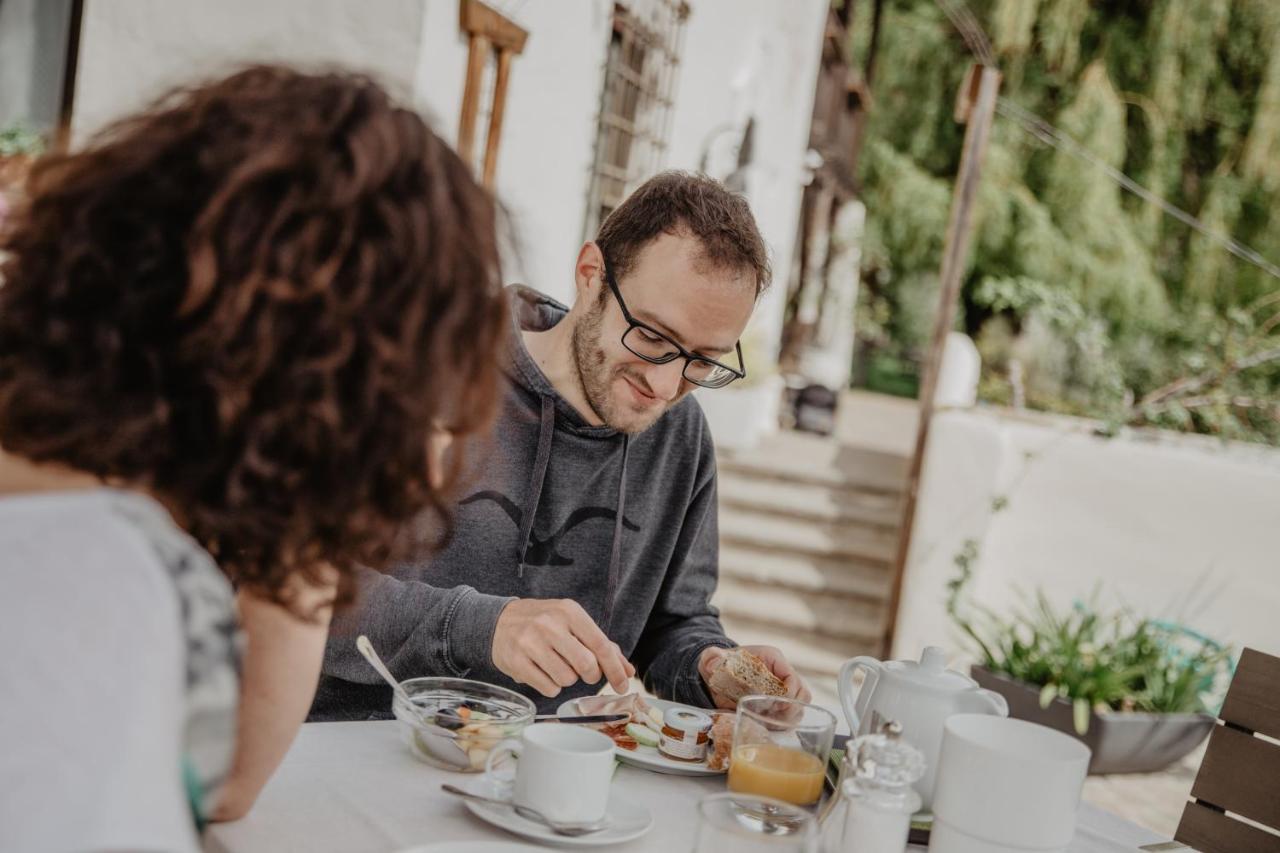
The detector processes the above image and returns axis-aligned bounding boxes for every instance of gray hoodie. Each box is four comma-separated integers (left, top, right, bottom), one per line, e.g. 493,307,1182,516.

312,286,735,718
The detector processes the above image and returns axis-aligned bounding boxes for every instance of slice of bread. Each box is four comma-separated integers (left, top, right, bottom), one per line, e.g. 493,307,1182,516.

707,648,787,704
707,712,736,771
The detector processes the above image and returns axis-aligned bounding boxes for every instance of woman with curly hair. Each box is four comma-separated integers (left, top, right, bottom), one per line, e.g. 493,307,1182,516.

0,66,508,849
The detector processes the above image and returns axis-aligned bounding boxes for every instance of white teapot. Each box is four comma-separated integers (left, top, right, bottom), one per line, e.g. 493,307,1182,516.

838,646,1008,811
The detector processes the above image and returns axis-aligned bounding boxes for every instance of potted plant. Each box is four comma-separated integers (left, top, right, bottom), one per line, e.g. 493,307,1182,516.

946,547,1232,774
0,122,45,188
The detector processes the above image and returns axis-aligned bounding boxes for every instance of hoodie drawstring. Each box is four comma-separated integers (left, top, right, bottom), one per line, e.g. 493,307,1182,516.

601,433,629,634
517,395,556,577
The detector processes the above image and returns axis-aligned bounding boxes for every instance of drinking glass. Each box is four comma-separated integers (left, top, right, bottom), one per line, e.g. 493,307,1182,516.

728,695,837,809
692,792,818,853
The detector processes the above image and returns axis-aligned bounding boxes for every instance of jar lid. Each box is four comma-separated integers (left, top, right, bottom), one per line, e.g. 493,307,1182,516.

663,707,713,734
846,725,926,790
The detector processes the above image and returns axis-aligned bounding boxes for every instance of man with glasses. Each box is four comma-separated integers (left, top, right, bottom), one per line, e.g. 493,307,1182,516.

314,172,810,718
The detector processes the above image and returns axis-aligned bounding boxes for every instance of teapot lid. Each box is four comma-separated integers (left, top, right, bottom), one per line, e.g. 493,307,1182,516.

881,646,978,693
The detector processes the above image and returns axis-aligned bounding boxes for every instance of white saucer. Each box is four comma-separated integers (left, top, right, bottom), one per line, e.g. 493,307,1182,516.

458,777,653,848
557,697,726,777
394,843,543,852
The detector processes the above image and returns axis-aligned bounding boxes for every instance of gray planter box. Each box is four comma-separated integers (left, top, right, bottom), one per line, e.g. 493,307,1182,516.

971,665,1215,775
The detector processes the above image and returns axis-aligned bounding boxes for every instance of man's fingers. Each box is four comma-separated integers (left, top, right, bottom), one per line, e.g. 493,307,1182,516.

595,642,631,694
784,673,811,702
552,634,603,685
518,657,563,698
535,647,582,689
563,604,631,692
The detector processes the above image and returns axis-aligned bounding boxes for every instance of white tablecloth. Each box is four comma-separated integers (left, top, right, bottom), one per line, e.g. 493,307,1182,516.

204,721,1166,853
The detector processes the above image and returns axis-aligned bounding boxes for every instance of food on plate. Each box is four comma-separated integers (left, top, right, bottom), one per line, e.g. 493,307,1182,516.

577,692,654,722
706,648,787,704
578,693,657,751
657,707,713,762
625,722,660,748
707,712,735,771
603,721,640,751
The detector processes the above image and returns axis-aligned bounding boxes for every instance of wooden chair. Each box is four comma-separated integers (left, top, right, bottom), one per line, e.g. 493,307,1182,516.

1173,647,1280,852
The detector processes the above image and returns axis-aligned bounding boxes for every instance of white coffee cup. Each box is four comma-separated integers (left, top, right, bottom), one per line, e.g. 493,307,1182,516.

484,723,615,824
930,714,1091,853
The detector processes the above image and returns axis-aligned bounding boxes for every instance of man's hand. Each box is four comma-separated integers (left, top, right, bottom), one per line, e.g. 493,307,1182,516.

698,645,812,710
492,599,635,698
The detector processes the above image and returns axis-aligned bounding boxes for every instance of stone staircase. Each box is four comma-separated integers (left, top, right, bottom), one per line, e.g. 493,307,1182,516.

713,428,910,684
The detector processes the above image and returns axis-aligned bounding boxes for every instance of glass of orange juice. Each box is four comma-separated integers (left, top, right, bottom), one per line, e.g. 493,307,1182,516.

727,695,836,813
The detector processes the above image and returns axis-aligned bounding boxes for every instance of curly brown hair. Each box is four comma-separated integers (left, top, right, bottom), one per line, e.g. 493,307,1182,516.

0,66,509,609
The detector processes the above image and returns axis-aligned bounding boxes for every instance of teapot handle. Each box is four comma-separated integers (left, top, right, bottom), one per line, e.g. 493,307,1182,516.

959,686,1009,718
837,656,883,735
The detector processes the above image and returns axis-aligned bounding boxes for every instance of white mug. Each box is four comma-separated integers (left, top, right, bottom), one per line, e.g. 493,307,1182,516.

484,723,615,824
930,715,1091,853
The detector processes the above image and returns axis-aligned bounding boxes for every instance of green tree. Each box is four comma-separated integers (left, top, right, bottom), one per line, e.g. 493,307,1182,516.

852,0,1280,443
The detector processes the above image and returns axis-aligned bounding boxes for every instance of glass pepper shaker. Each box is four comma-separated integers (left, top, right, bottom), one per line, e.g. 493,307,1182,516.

831,721,925,853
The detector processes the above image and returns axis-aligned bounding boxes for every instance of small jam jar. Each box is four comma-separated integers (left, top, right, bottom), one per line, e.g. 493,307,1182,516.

658,707,713,762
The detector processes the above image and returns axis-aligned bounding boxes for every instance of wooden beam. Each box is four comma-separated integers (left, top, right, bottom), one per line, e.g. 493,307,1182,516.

459,0,528,54
457,33,490,168
481,49,514,188
881,64,1002,658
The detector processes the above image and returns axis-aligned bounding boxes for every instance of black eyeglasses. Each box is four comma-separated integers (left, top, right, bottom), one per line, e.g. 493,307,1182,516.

602,262,746,389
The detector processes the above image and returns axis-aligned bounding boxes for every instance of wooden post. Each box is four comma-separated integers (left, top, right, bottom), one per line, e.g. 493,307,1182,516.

482,50,514,188
881,64,1001,658
457,33,491,169
457,0,528,187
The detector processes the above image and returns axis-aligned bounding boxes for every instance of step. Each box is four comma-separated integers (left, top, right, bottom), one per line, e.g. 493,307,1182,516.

718,431,910,495
712,576,888,643
718,614,881,681
718,543,892,601
719,504,900,563
717,467,904,528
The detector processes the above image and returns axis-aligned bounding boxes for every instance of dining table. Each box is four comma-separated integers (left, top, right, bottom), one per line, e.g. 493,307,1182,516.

204,721,1168,853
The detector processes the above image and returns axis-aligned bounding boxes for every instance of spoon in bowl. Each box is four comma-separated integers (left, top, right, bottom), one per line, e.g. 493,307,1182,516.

355,635,426,722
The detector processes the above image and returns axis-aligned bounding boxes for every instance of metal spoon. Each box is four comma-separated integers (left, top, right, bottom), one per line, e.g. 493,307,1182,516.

441,784,611,837
355,635,426,722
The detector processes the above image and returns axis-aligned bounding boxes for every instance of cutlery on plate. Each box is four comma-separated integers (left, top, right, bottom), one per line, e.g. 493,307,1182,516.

440,783,611,837
533,713,630,725
432,710,629,728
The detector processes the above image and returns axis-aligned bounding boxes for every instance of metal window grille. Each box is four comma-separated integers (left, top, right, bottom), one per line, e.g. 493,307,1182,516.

582,0,690,240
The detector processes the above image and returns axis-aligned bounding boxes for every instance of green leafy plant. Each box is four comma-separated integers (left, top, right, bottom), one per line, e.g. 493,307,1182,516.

849,1,1280,445
0,122,46,158
946,540,1233,734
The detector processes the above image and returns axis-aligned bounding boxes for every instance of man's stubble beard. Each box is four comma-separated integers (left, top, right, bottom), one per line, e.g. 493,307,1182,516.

569,299,670,435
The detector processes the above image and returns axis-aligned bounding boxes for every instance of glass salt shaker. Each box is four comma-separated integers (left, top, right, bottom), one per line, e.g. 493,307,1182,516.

830,721,925,853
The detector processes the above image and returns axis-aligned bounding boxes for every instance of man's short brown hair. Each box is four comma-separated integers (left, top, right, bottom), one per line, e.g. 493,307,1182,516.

595,171,771,296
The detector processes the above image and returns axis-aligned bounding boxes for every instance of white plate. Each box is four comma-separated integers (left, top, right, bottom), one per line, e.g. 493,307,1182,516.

458,777,654,848
394,843,543,852
557,697,726,777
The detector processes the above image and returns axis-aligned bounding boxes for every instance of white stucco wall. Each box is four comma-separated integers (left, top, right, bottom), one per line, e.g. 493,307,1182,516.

71,0,426,139
894,408,1280,664
411,0,614,301
68,0,825,339
664,0,827,361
